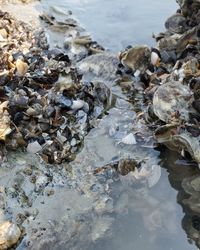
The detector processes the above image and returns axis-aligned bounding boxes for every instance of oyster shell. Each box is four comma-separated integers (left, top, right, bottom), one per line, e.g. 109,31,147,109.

165,13,187,34
153,81,192,123
155,125,200,165
119,45,151,74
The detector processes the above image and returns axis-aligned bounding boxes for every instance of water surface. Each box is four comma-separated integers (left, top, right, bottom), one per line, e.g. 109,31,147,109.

39,1,197,249
42,0,178,51
3,0,199,249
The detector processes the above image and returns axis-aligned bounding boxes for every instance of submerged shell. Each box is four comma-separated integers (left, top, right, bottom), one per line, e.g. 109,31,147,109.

121,133,137,145
0,221,21,250
153,81,192,123
147,165,161,188
118,159,138,176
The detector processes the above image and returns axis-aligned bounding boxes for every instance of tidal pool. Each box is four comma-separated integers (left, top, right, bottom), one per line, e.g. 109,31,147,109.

1,0,199,249
39,1,197,249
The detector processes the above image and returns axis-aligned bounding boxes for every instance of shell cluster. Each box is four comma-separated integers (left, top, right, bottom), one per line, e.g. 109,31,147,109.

115,0,200,168
0,10,111,164
2,1,200,249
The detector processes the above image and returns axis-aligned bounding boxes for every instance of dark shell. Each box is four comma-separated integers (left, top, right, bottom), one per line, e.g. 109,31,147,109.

47,49,70,62
31,71,59,85
192,99,200,113
165,13,187,34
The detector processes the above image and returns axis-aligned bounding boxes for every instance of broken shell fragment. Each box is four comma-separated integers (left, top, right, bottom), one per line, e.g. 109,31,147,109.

0,29,8,39
16,59,28,76
27,141,43,154
0,101,11,141
151,48,161,66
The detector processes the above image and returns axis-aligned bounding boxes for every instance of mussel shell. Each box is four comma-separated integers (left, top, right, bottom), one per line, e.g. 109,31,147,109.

186,124,200,137
47,49,70,62
32,71,59,85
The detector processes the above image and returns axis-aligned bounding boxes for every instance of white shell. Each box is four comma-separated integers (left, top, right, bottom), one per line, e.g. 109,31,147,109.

121,133,137,145
0,34,5,42
27,141,42,154
151,51,159,66
134,69,141,77
0,221,21,249
130,164,161,188
71,100,85,110
147,165,161,188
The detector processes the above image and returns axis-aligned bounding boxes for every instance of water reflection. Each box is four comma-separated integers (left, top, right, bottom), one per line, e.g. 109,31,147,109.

90,149,198,250
5,0,199,249
162,149,200,250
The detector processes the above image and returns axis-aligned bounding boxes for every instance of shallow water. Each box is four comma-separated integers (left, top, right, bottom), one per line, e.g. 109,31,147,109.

38,0,197,249
42,0,178,51
1,0,199,249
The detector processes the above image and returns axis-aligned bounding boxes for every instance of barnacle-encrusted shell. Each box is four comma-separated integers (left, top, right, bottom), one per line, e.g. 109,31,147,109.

153,81,192,123
0,221,21,250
